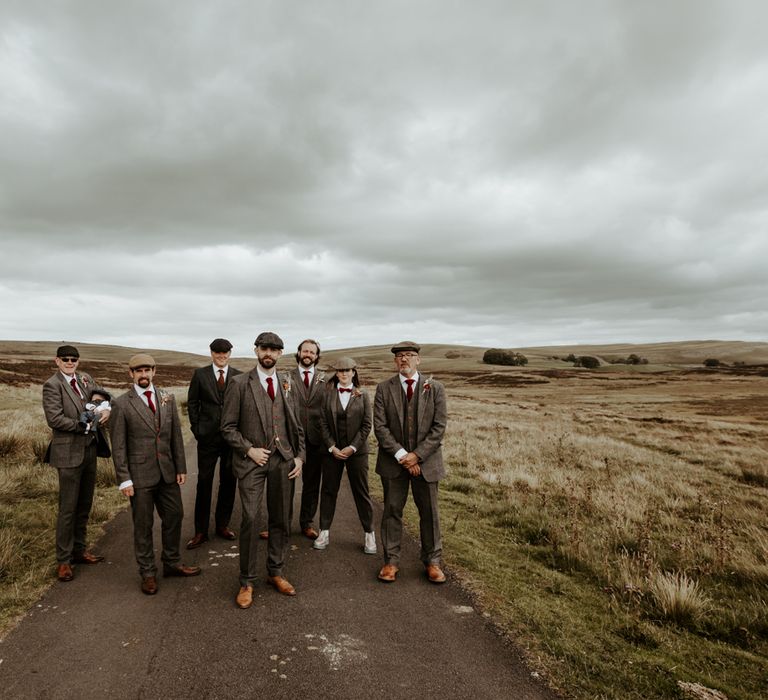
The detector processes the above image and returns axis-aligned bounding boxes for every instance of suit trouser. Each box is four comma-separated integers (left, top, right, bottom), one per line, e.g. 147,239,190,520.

238,453,293,585
298,441,323,528
130,480,183,577
55,443,97,564
380,472,442,566
193,436,237,534
319,453,374,532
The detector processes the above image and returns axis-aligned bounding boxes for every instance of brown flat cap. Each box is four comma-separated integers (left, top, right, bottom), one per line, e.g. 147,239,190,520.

331,356,357,370
209,338,233,352
254,331,284,349
391,341,420,354
128,353,156,369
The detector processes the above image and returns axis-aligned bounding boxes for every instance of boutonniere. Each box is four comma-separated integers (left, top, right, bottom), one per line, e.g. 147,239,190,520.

316,370,326,383
158,390,173,407
80,375,89,388
351,388,362,399
281,372,292,395
422,375,434,395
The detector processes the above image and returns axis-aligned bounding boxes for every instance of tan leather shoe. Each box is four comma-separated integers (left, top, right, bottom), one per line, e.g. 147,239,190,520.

216,526,237,540
141,576,158,595
186,533,208,549
267,575,296,596
236,585,253,609
259,530,269,540
57,564,74,582
163,564,202,577
426,564,446,584
377,564,399,582
301,527,319,540
72,551,104,564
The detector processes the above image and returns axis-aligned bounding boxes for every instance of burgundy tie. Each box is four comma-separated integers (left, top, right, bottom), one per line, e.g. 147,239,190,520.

144,390,156,413
217,369,225,388
339,387,352,393
303,371,310,388
266,376,275,401
70,377,82,399
405,379,415,401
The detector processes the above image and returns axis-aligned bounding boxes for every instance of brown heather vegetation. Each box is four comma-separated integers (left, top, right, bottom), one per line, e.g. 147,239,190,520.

2,340,768,699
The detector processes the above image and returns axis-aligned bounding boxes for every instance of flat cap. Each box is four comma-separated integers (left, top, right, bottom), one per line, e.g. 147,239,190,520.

56,345,80,358
128,353,156,369
391,341,421,355
331,356,357,371
209,338,233,353
254,331,284,349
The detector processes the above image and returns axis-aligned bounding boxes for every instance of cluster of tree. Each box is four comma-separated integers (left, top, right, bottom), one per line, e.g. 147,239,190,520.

609,353,649,365
574,355,601,369
482,349,528,366
704,358,723,367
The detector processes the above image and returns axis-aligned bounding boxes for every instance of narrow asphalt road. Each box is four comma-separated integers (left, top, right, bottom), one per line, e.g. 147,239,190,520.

0,443,559,700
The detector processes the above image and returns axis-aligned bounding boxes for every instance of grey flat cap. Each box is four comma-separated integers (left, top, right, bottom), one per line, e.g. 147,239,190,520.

331,356,357,370
254,332,284,349
391,341,421,354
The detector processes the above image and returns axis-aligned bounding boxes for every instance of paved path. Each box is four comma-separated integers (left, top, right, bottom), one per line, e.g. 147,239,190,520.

0,444,558,699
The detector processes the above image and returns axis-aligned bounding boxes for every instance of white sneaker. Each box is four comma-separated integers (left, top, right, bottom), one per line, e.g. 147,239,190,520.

363,531,377,555
313,530,330,550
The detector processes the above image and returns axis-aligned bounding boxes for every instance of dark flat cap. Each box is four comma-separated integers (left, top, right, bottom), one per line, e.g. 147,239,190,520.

56,345,80,358
209,338,233,352
254,331,284,349
331,356,357,370
391,341,421,354
128,353,156,369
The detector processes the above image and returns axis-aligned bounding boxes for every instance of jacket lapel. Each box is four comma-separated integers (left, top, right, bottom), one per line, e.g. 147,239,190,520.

59,373,84,409
248,370,271,437
128,390,158,431
388,376,405,428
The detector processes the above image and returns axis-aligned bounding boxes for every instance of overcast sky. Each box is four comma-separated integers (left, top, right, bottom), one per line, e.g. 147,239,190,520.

2,1,766,355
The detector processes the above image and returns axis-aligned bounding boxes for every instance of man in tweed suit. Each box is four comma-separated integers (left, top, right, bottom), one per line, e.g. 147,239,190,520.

110,354,201,595
42,344,109,582
221,331,305,608
374,341,448,584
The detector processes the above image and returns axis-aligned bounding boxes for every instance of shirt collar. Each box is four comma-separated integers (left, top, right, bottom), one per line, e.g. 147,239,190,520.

400,371,419,387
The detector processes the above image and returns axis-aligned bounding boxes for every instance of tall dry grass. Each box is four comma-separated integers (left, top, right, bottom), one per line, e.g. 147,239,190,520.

437,381,768,698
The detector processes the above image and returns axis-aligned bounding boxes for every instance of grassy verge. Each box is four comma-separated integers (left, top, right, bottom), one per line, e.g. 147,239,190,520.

369,388,768,700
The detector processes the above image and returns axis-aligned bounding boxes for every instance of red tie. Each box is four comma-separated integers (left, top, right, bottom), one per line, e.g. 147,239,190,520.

70,377,82,399
339,387,352,393
266,376,275,401
303,371,310,388
217,369,225,388
144,390,156,413
405,379,415,401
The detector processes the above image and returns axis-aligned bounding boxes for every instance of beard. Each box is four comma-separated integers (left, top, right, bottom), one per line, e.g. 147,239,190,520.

259,356,276,369
299,355,316,367
137,377,151,387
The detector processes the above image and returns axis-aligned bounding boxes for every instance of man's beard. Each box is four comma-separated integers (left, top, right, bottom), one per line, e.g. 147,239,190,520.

299,356,316,367
259,356,276,369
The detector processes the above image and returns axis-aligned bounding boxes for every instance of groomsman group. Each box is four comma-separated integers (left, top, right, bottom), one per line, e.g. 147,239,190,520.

42,334,448,604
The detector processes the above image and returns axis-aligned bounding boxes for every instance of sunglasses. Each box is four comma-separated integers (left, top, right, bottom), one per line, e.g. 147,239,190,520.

59,357,79,363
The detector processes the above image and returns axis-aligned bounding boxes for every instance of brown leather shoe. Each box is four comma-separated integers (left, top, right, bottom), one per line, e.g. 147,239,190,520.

259,530,269,540
267,575,296,596
236,585,253,609
186,533,208,549
301,527,319,540
141,576,158,595
72,551,104,564
378,564,399,582
426,564,446,584
163,564,202,577
216,526,237,540
57,564,74,582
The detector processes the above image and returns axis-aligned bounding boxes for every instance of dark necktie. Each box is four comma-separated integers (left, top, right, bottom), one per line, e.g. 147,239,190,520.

144,390,156,413
70,377,82,399
303,371,310,388
339,387,352,393
405,379,415,401
218,369,225,388
266,376,275,401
